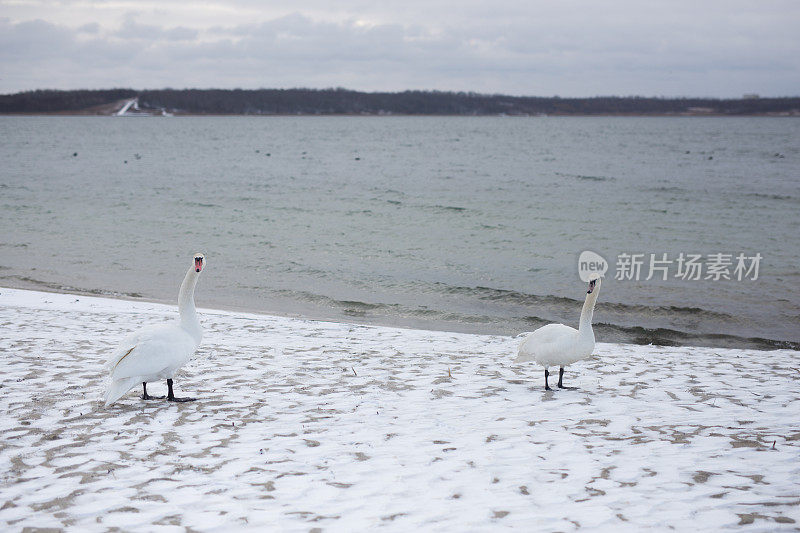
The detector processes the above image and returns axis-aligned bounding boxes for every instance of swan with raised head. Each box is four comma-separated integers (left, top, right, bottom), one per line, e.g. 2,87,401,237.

103,254,205,406
515,273,601,390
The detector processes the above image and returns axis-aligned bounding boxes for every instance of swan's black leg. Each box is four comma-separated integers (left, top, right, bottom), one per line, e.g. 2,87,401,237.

166,378,196,402
557,367,577,389
544,369,552,391
141,382,164,400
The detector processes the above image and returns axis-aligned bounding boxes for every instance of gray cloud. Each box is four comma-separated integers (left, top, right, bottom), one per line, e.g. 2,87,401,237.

1,2,798,96
116,15,198,42
0,18,74,60
78,22,100,34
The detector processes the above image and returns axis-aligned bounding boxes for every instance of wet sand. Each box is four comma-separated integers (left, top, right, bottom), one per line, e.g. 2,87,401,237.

1,288,799,530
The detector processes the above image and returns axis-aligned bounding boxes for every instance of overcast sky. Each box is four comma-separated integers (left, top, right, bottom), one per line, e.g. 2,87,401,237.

1,0,798,97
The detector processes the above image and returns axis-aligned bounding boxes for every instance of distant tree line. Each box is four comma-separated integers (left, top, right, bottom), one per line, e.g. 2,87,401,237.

139,89,800,115
2,87,799,115
0,89,137,113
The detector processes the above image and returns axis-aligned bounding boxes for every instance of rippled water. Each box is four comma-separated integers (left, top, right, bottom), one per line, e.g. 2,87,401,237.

1,116,798,348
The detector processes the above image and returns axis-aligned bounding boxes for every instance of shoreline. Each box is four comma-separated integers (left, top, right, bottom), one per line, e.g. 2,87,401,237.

2,278,798,352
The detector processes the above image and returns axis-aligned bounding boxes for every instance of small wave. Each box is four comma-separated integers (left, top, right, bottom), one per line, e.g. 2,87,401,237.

274,290,390,309
519,317,797,350
433,205,467,212
3,275,143,299
592,322,800,351
429,282,735,321
642,186,688,193
338,300,384,311
273,289,495,324
183,201,221,208
555,172,614,182
274,206,313,213
746,192,797,202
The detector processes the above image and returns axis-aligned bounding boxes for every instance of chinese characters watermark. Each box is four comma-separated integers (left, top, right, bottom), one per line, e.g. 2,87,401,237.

580,251,762,281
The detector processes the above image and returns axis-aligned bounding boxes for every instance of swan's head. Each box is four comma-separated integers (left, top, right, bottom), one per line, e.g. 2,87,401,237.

587,272,601,294
193,253,205,273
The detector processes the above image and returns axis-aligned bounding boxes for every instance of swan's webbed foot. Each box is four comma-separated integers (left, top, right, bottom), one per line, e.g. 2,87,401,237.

141,382,165,400
166,379,196,403
544,369,552,390
167,396,196,403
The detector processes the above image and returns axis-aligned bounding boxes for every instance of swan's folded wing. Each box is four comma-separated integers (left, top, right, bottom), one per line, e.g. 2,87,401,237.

516,324,578,362
529,324,577,344
105,328,150,371
108,326,196,380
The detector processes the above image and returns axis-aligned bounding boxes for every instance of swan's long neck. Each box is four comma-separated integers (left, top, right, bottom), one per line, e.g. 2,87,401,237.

578,288,599,337
178,267,202,343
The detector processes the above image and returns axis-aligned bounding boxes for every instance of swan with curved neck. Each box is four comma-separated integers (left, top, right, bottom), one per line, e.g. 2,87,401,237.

515,273,601,390
103,254,205,406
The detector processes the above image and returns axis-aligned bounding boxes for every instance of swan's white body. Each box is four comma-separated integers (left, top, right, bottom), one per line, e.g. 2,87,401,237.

103,257,204,406
516,322,595,368
515,275,601,374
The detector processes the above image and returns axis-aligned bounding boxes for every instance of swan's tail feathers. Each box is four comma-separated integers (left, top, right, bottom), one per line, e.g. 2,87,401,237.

514,352,532,364
103,377,139,407
514,333,532,363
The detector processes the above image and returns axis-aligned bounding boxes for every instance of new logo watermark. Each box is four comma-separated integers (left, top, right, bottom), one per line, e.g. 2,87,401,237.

578,250,608,282
579,251,762,281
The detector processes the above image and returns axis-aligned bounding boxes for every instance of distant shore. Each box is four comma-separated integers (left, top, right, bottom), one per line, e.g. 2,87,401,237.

5,111,799,117
2,89,799,116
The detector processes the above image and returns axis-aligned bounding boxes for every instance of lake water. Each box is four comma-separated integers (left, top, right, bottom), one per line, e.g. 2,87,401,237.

1,116,798,349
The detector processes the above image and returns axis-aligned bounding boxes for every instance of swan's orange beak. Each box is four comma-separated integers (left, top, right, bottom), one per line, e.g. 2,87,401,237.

195,257,203,272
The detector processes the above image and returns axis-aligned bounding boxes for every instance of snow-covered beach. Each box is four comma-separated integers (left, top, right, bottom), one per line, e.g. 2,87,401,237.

1,287,799,531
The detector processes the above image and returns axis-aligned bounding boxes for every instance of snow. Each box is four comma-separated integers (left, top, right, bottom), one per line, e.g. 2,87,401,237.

1,287,798,531
115,99,136,116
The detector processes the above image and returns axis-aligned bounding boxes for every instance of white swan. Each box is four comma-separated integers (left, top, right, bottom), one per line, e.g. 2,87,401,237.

515,273,601,390
103,254,205,406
